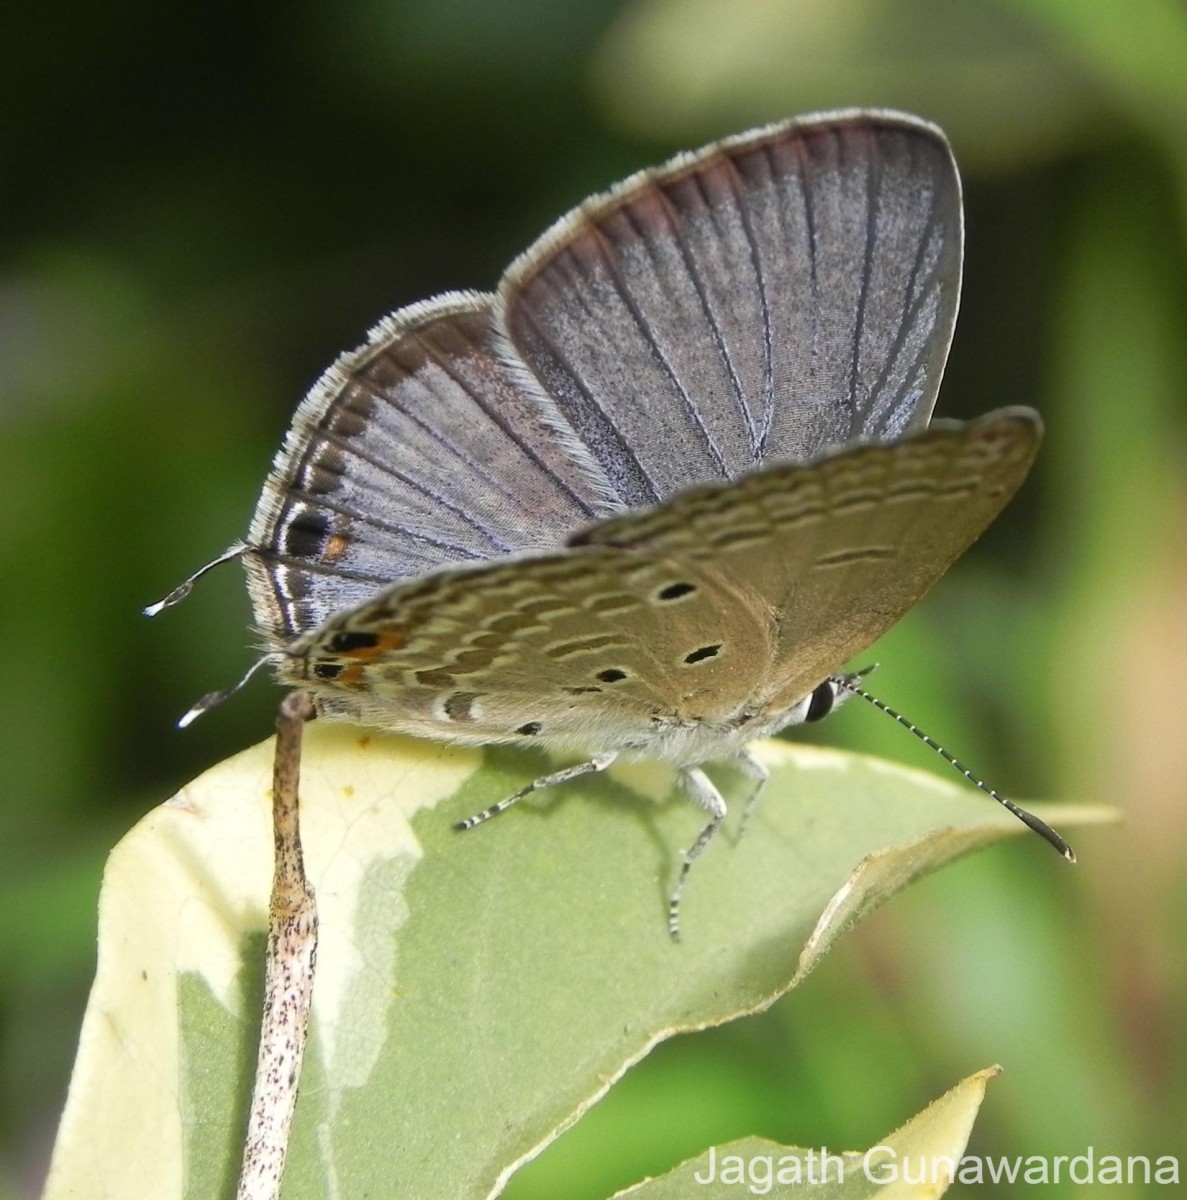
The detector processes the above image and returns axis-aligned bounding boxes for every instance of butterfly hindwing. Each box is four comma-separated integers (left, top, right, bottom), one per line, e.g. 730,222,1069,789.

243,293,613,643
282,532,774,750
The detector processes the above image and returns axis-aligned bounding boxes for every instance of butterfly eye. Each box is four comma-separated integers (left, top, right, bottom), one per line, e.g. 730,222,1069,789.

804,681,837,723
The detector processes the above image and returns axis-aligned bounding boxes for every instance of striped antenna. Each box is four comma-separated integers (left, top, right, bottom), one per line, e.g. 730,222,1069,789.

833,673,1075,862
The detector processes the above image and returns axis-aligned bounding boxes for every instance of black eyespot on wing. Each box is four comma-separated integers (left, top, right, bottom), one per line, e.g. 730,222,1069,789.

805,682,835,722
683,644,721,665
313,663,343,680
282,511,331,558
329,631,380,653
656,581,697,601
596,668,628,683
516,721,542,736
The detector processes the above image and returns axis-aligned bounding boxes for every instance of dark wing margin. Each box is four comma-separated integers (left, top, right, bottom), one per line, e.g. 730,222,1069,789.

496,109,963,508
244,292,613,644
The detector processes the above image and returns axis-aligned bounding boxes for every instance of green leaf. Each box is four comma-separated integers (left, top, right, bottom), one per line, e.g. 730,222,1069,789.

616,1066,999,1198
44,727,1111,1199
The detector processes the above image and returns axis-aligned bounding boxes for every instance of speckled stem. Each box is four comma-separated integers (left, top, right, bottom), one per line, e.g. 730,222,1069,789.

237,691,319,1200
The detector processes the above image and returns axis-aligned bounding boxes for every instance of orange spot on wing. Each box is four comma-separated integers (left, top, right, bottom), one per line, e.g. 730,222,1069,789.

324,532,351,563
342,629,406,659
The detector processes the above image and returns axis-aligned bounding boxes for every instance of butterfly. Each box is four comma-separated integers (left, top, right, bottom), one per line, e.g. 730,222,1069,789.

157,109,1070,938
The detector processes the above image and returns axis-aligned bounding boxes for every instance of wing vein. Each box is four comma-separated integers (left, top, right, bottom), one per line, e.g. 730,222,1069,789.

253,552,406,587
515,271,661,504
587,215,730,478
848,128,881,432
284,454,511,555
316,427,516,550
864,165,949,435
656,171,756,451
408,330,599,518
718,155,775,455
347,365,542,516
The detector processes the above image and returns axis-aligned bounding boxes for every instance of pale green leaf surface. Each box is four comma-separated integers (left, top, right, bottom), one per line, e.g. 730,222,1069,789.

44,727,1111,1200
613,1066,999,1198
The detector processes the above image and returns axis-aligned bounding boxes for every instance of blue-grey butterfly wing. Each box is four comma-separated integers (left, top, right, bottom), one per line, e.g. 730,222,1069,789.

497,110,962,508
244,292,612,642
245,110,961,648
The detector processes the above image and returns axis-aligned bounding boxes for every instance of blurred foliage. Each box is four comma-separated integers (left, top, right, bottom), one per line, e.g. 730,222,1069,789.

1,0,1185,1196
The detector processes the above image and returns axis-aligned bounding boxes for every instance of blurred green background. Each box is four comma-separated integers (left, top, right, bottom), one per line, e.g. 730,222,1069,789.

3,1,1186,1196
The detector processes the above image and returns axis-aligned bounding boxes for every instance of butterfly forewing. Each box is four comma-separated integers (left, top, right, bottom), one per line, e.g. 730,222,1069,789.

572,410,1041,716
497,110,962,508
244,293,613,643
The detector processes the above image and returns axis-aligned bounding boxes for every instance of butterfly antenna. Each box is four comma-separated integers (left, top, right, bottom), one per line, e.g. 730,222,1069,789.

179,652,278,729
144,544,247,617
832,674,1075,863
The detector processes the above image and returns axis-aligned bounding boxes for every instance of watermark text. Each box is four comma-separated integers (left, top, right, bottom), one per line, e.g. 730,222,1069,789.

693,1144,1180,1193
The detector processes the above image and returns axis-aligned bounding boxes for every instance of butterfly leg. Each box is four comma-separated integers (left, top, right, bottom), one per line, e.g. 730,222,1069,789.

668,767,728,941
734,748,771,840
453,752,618,831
